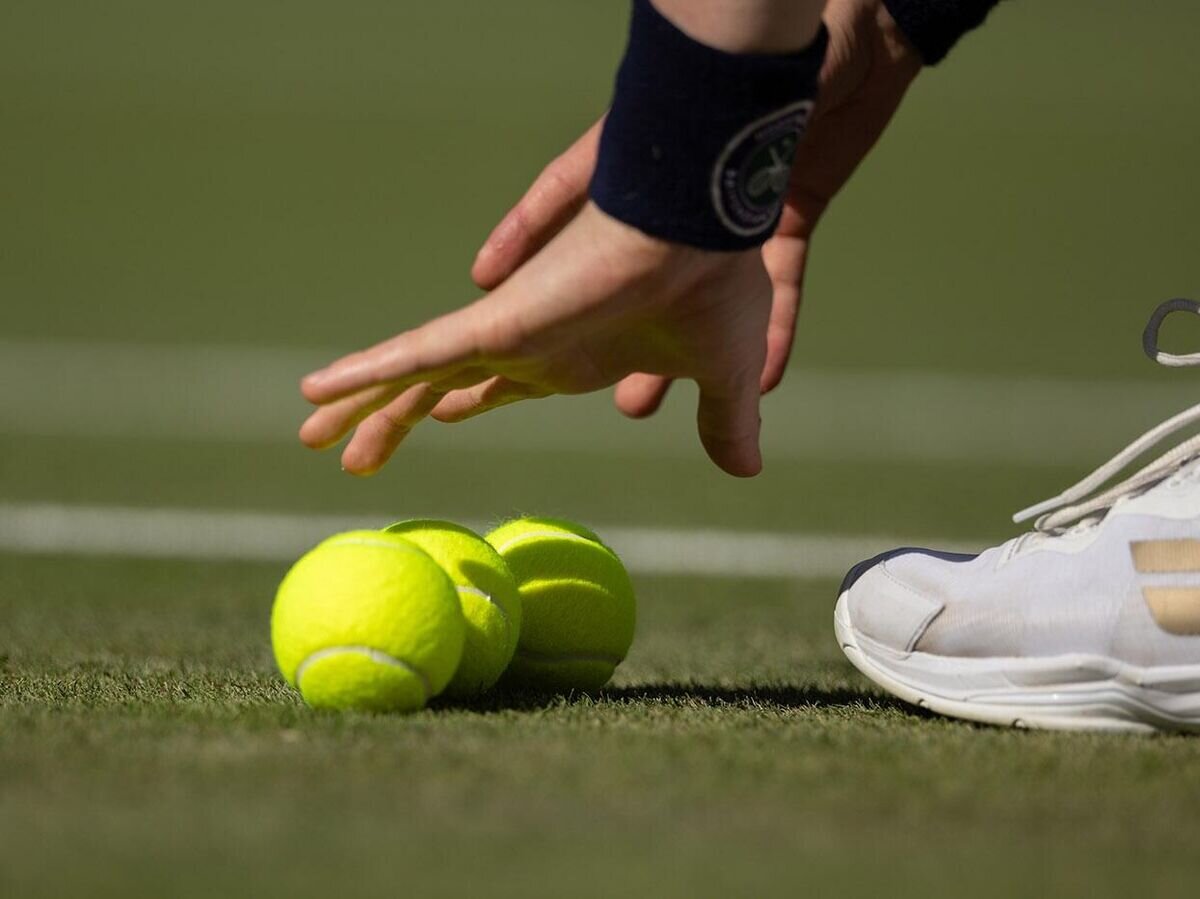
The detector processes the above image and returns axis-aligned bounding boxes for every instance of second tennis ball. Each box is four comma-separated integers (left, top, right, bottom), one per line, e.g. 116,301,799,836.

486,517,636,692
384,519,522,698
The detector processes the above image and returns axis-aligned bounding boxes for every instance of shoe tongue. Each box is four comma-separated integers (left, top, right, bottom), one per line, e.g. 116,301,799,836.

1137,453,1200,500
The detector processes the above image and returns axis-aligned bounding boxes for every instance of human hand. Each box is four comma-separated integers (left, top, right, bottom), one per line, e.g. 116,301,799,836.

300,203,774,477
472,0,922,402
300,0,922,479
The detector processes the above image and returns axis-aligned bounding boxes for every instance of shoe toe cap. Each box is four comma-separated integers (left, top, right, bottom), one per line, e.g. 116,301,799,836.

840,548,970,652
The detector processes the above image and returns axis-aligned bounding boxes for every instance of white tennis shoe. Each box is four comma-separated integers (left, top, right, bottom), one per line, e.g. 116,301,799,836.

836,299,1200,732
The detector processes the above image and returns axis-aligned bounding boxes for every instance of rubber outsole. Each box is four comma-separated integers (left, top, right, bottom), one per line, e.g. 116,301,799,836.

834,594,1200,734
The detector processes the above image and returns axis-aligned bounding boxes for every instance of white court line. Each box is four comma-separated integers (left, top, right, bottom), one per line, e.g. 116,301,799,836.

0,501,981,580
0,338,1191,465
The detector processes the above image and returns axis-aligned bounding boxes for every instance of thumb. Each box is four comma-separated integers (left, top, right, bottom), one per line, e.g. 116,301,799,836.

471,119,603,291
696,375,763,477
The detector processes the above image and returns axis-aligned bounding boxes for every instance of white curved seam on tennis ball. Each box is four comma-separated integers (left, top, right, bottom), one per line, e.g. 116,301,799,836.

294,645,431,701
322,535,428,555
518,577,621,594
516,580,630,616
491,530,604,554
514,649,623,666
457,584,509,624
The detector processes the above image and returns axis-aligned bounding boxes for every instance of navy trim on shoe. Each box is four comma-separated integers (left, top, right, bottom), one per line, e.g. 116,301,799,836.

838,547,978,595
1142,298,1200,362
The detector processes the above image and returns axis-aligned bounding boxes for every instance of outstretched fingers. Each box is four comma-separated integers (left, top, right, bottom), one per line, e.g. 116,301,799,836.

298,382,406,450
695,375,763,478
301,303,488,406
431,375,548,423
614,373,673,418
340,384,445,476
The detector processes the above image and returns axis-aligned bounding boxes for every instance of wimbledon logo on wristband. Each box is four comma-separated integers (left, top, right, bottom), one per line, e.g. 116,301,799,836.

711,100,814,238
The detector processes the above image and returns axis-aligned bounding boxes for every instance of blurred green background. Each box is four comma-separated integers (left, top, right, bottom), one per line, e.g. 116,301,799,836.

2,2,1200,897
3,0,1200,537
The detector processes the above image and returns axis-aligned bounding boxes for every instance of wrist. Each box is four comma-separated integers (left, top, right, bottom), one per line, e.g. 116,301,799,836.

579,202,761,304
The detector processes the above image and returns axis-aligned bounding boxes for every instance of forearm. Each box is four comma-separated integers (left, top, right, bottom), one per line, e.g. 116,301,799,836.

654,0,827,53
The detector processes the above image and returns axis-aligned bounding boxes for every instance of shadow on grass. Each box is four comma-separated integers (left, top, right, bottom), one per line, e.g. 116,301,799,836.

606,682,916,716
438,681,921,718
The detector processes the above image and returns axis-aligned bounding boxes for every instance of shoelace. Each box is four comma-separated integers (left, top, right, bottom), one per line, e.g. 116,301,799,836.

1013,299,1200,533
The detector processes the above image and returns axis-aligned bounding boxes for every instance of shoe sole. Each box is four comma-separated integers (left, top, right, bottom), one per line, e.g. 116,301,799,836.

834,594,1200,733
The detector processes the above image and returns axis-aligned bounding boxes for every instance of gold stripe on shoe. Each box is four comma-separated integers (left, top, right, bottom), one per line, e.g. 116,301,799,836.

1142,587,1200,636
1131,539,1200,573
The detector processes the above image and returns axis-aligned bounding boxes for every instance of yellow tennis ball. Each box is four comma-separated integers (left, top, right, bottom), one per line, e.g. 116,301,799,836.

271,530,465,712
383,519,522,698
485,517,636,692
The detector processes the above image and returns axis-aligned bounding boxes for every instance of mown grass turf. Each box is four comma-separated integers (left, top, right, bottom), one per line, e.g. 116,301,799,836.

2,553,1198,898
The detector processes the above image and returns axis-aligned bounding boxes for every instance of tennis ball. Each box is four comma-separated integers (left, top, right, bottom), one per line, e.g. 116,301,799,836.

383,519,522,698
271,530,465,712
485,517,635,692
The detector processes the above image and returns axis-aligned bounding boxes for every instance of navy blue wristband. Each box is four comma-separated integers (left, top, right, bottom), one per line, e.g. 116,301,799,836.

882,0,1002,65
589,0,828,251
